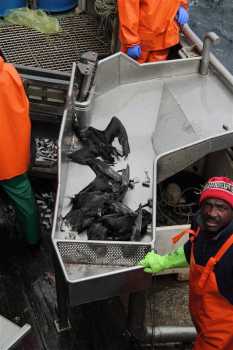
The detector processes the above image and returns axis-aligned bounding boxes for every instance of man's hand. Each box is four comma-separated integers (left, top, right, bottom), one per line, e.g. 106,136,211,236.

127,45,142,59
176,6,189,26
138,247,189,274
138,251,165,273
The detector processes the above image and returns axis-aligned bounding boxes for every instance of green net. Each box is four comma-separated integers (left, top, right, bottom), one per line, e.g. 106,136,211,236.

94,0,117,40
5,7,61,34
94,0,117,17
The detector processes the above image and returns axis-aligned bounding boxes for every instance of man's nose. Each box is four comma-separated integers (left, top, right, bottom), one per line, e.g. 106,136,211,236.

208,206,218,217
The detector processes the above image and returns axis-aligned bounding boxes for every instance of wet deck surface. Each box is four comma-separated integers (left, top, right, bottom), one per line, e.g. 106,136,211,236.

0,230,72,350
0,224,139,349
0,231,193,349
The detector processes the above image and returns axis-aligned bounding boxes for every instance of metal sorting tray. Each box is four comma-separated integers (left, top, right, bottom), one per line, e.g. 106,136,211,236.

0,14,111,72
152,129,233,261
0,315,31,350
52,28,233,302
52,60,154,297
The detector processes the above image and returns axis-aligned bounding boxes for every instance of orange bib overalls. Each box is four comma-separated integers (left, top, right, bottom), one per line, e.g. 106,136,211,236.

189,231,233,349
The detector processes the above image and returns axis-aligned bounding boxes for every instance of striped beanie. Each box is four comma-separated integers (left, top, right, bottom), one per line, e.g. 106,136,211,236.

200,176,233,208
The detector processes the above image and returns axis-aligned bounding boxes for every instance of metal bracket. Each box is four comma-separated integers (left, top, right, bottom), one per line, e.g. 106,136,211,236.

54,319,72,333
77,51,98,102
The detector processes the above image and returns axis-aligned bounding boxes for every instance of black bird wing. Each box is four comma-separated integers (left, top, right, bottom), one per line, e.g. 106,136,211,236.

104,117,130,158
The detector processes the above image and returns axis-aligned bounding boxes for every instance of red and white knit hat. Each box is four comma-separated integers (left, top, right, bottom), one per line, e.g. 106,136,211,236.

200,176,233,208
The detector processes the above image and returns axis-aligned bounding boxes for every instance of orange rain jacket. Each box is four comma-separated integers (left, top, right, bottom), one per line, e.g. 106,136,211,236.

0,57,31,180
118,0,189,51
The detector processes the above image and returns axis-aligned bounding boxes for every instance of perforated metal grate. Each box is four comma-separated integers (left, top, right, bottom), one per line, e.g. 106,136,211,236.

57,241,151,267
0,14,111,72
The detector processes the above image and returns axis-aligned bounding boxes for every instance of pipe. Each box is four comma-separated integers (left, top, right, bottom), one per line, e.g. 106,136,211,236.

182,24,233,92
200,32,220,75
79,0,86,12
145,326,197,344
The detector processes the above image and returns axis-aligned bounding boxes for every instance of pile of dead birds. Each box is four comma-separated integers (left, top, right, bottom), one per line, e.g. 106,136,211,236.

64,116,152,241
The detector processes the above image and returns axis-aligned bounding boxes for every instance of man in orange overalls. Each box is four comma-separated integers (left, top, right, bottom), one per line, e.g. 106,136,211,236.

140,176,233,349
0,56,40,249
117,0,189,63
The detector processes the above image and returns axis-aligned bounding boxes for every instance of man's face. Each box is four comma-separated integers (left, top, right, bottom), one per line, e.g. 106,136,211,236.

201,198,233,233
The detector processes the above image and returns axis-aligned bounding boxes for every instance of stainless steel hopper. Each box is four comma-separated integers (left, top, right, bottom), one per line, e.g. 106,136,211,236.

52,26,233,331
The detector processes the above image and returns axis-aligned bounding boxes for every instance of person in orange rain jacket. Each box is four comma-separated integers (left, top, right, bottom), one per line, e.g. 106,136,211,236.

0,56,40,249
117,0,189,63
140,176,233,349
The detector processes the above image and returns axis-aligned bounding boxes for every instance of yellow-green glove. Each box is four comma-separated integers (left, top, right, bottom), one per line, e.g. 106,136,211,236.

138,246,188,273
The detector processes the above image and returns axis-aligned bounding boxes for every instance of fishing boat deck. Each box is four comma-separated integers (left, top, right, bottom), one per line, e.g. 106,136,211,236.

0,227,73,349
0,229,149,349
0,9,232,346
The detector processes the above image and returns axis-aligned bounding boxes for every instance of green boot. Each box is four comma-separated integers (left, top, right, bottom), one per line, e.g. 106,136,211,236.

1,173,40,245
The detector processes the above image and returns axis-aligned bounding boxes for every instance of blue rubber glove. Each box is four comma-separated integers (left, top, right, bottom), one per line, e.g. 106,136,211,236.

176,6,189,26
127,45,141,59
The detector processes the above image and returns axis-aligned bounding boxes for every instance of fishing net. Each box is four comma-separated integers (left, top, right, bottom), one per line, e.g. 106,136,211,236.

94,0,117,40
5,7,61,34
94,0,117,17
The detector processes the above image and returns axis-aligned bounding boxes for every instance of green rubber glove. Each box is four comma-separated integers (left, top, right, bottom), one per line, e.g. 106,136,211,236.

138,246,188,273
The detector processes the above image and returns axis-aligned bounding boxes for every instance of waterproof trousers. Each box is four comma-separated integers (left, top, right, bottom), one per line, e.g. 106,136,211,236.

0,173,40,245
136,48,169,63
121,46,169,63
